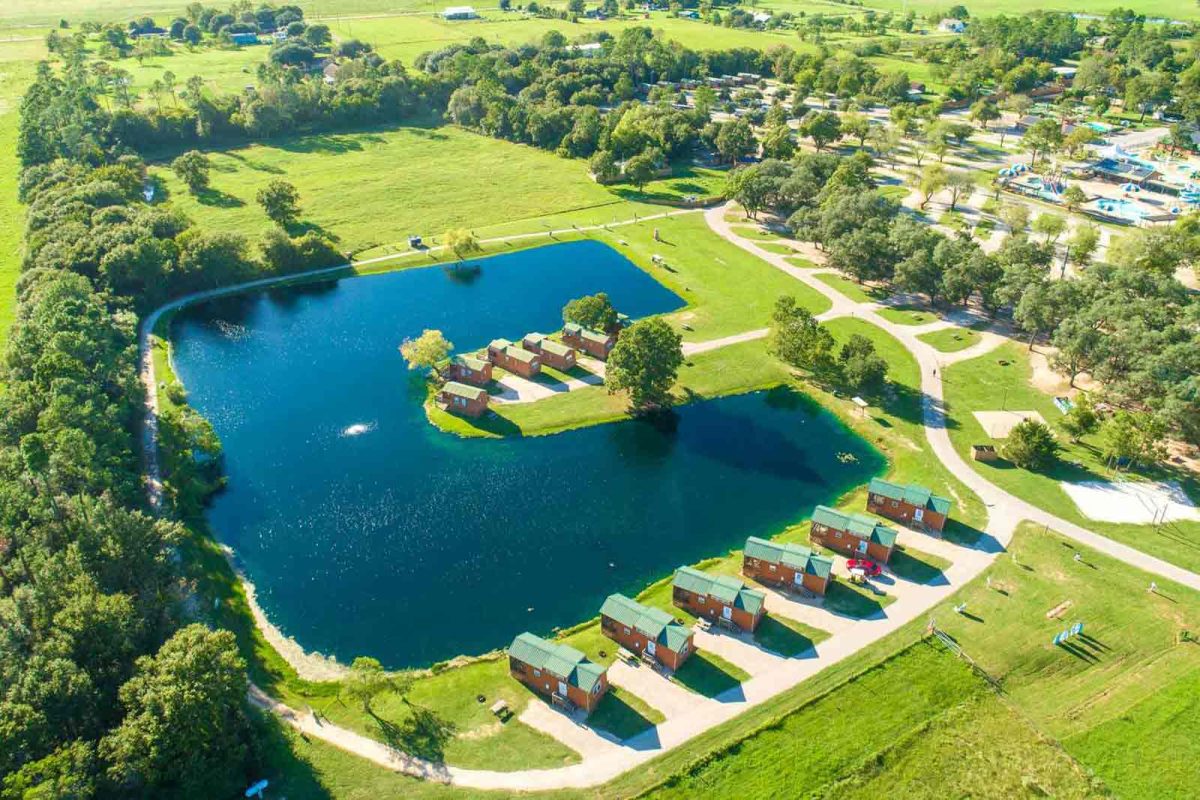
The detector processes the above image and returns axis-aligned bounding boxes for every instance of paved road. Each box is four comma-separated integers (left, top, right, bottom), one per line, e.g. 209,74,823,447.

143,202,1200,791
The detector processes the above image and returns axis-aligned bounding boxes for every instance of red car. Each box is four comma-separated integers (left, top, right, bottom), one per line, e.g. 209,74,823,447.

846,559,882,577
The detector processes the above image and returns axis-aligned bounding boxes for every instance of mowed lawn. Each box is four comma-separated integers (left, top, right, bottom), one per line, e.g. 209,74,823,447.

152,125,626,255
942,341,1200,572
933,523,1200,799
646,639,1100,799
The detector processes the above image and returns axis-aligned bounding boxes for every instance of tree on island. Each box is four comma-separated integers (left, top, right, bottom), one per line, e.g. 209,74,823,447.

563,292,618,331
256,179,301,227
171,150,210,193
443,228,481,262
1002,418,1059,470
605,318,683,412
400,329,453,373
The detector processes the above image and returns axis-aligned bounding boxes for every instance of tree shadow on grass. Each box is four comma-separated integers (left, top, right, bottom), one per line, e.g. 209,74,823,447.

823,582,887,620
196,186,245,208
671,653,743,699
370,703,457,763
752,616,818,658
889,547,948,585
251,707,334,799
587,690,658,741
285,219,342,242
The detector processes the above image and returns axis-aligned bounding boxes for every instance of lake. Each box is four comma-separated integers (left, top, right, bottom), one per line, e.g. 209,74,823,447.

171,240,883,667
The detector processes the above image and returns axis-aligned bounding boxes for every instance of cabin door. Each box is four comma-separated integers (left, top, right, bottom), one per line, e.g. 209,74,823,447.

557,681,567,697
722,606,732,621
857,540,868,554
793,572,803,586
913,508,924,523
646,641,656,657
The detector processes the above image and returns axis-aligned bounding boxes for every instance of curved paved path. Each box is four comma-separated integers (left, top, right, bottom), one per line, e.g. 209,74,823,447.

139,203,1200,792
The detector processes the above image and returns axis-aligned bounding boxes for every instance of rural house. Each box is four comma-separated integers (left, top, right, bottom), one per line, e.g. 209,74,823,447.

809,506,897,564
507,632,608,713
438,381,489,418
562,323,616,360
599,593,695,670
522,333,578,371
866,478,952,533
742,536,834,596
487,339,542,378
672,566,765,632
446,354,493,387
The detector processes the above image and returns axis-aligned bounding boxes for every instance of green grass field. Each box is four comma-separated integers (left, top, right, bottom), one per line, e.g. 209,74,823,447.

917,324,984,353
942,342,1200,572
812,272,889,304
876,305,939,326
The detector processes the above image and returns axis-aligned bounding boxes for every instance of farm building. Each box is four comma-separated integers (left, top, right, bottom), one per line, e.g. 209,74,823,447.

672,567,765,632
446,354,492,387
508,632,608,713
442,5,478,19
809,506,897,564
438,381,489,418
229,31,261,45
562,323,616,360
938,18,967,33
522,333,578,371
866,478,952,533
487,339,541,378
742,536,834,596
600,594,694,670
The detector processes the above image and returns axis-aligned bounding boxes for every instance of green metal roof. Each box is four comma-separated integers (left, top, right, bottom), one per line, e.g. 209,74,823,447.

811,506,898,549
524,332,547,347
508,632,605,693
743,536,833,580
489,338,512,350
539,339,574,358
563,323,582,336
504,345,539,364
600,594,692,654
563,323,611,344
452,354,488,371
441,381,486,400
868,478,952,516
672,567,765,617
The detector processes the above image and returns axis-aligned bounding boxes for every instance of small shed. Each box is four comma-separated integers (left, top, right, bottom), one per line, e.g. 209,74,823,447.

446,354,493,387
522,333,577,371
438,381,488,418
487,339,541,378
562,323,616,360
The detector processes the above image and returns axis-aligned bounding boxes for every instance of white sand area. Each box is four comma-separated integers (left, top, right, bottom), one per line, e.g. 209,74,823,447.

1061,480,1200,525
972,410,1047,439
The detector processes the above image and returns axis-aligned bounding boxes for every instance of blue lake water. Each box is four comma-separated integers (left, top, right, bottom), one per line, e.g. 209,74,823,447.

171,240,884,667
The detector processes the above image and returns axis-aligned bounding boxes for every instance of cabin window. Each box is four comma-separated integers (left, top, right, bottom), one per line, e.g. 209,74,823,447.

890,499,899,508
769,564,776,571
833,531,842,539
533,669,541,678
623,627,630,635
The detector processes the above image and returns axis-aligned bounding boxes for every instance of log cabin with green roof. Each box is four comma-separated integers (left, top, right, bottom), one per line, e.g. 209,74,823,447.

437,380,489,418
522,333,578,371
507,632,609,714
561,322,617,360
599,593,695,670
672,566,765,632
445,353,493,387
809,505,898,564
487,338,542,378
742,536,834,597
866,477,952,533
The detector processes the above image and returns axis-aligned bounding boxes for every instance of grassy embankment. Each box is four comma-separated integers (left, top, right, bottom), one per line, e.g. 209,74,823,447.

943,341,1200,573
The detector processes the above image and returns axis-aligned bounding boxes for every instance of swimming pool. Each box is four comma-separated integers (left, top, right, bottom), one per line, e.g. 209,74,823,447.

1093,198,1145,222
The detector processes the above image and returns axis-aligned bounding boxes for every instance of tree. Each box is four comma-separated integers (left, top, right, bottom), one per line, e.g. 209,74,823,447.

605,318,684,411
1060,395,1099,442
623,149,659,189
302,23,331,48
760,123,795,160
1032,212,1066,245
182,23,201,45
944,169,974,211
1064,223,1099,275
1061,184,1087,213
999,202,1029,235
798,110,841,151
342,656,412,714
171,150,210,193
1101,411,1167,470
589,149,618,183
916,163,947,210
400,329,453,373
838,334,888,394
841,112,870,147
969,99,1000,130
1023,118,1063,166
563,292,618,331
715,119,756,163
769,295,835,377
1002,418,1058,470
100,625,252,799
444,228,481,261
255,179,300,226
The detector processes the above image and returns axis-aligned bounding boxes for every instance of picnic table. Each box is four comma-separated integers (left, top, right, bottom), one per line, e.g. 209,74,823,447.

490,700,509,717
